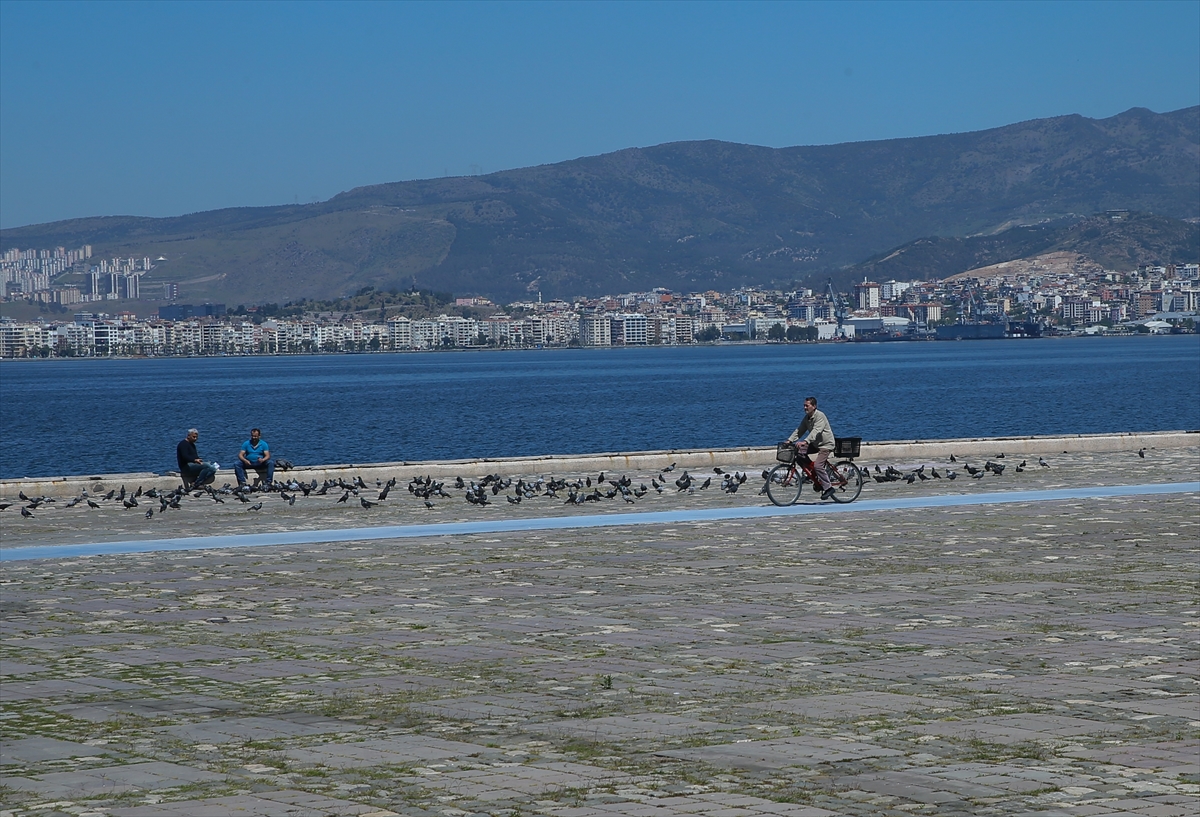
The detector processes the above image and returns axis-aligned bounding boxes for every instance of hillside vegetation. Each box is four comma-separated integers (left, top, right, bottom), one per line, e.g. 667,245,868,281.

846,212,1200,284
3,106,1197,304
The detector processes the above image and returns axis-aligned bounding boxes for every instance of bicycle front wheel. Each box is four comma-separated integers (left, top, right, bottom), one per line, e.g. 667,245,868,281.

828,461,863,503
766,463,803,506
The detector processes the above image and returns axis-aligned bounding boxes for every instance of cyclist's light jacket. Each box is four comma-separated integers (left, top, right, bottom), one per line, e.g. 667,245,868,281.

788,409,836,451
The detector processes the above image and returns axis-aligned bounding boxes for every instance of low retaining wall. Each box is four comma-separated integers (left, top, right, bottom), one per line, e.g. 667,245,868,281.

2,431,1195,499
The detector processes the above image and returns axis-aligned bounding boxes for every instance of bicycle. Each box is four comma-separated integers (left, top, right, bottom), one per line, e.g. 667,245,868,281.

766,437,864,506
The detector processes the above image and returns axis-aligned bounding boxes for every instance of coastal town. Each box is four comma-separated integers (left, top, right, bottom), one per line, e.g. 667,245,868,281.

1,242,1197,357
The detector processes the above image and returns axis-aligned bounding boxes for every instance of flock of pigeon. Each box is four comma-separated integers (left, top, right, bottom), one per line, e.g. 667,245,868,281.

867,452,1052,484
1,462,757,521
4,449,1155,522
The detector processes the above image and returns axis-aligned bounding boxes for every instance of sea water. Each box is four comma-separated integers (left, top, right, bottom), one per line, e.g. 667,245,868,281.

1,335,1197,480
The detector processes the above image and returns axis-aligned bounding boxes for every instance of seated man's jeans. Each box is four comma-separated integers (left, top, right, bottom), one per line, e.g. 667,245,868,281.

234,459,275,486
183,462,218,487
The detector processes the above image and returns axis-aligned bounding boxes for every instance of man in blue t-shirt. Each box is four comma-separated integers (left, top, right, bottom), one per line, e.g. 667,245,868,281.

234,428,274,489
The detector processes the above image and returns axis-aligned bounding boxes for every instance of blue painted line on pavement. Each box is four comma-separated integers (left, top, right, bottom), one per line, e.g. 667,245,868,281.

2,482,1196,562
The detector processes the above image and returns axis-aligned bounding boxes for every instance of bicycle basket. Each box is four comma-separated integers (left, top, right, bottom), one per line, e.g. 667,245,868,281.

834,436,862,458
776,442,797,463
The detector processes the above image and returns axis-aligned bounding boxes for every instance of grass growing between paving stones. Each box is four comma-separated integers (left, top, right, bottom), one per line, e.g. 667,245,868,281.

964,738,1051,762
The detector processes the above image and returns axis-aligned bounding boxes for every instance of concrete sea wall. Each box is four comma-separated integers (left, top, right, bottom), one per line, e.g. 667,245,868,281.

2,430,1195,500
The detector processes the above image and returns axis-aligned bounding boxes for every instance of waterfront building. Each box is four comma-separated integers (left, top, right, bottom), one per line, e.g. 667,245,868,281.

855,281,881,310
579,314,612,347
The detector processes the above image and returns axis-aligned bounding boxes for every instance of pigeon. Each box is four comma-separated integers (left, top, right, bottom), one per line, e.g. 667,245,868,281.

662,462,676,473
699,477,711,489
1038,457,1050,468
21,506,34,518
949,454,957,462
0,503,11,511
930,468,941,479
946,470,957,480
1138,448,1146,458
965,464,980,475
145,508,154,518
18,491,30,501
360,498,377,509
713,467,724,474
336,491,350,504
86,499,100,509
248,502,263,511
123,497,138,509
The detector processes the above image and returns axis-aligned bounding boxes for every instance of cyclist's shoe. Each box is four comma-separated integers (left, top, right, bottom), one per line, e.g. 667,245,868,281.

821,488,835,500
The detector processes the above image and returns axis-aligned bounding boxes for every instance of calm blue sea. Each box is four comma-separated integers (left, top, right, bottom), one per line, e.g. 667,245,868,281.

2,335,1198,480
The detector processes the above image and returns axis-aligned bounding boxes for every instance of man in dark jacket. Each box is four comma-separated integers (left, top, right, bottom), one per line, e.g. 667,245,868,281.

177,428,217,488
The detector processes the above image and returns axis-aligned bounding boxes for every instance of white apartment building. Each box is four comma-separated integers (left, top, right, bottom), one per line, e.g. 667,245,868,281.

614,313,649,345
579,315,611,347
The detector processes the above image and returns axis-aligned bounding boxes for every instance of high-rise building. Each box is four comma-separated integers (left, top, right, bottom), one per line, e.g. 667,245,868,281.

855,281,881,310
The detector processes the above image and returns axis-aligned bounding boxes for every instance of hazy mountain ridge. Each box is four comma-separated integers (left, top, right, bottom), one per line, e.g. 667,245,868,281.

3,106,1196,304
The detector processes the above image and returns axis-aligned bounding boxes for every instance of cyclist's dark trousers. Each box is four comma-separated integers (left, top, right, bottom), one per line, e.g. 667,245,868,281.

808,446,832,489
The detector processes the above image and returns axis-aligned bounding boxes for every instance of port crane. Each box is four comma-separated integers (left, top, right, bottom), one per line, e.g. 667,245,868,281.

826,279,850,338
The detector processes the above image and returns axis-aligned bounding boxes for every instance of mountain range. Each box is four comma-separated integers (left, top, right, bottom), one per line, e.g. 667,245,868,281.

2,105,1197,305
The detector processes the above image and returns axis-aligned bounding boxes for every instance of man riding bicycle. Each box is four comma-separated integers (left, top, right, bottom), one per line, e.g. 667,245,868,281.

787,396,837,500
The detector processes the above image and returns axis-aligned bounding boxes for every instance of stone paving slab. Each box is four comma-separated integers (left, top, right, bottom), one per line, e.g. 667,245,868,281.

283,736,489,768
109,789,397,816
152,714,366,744
537,713,733,741
410,691,579,720
0,736,109,764
660,737,905,769
742,692,956,719
907,714,1132,743
0,676,142,702
413,759,632,800
51,694,246,723
4,760,224,798
542,792,843,816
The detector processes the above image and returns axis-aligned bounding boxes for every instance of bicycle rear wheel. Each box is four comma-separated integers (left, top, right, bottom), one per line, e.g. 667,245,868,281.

766,463,803,506
828,461,863,503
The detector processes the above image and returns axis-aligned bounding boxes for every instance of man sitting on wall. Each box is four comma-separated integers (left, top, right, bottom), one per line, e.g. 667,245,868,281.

177,428,217,489
234,427,274,489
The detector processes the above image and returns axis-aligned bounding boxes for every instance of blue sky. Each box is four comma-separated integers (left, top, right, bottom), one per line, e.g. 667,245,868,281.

1,0,1197,229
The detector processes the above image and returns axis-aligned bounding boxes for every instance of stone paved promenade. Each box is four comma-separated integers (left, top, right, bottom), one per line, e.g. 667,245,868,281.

1,445,1197,817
